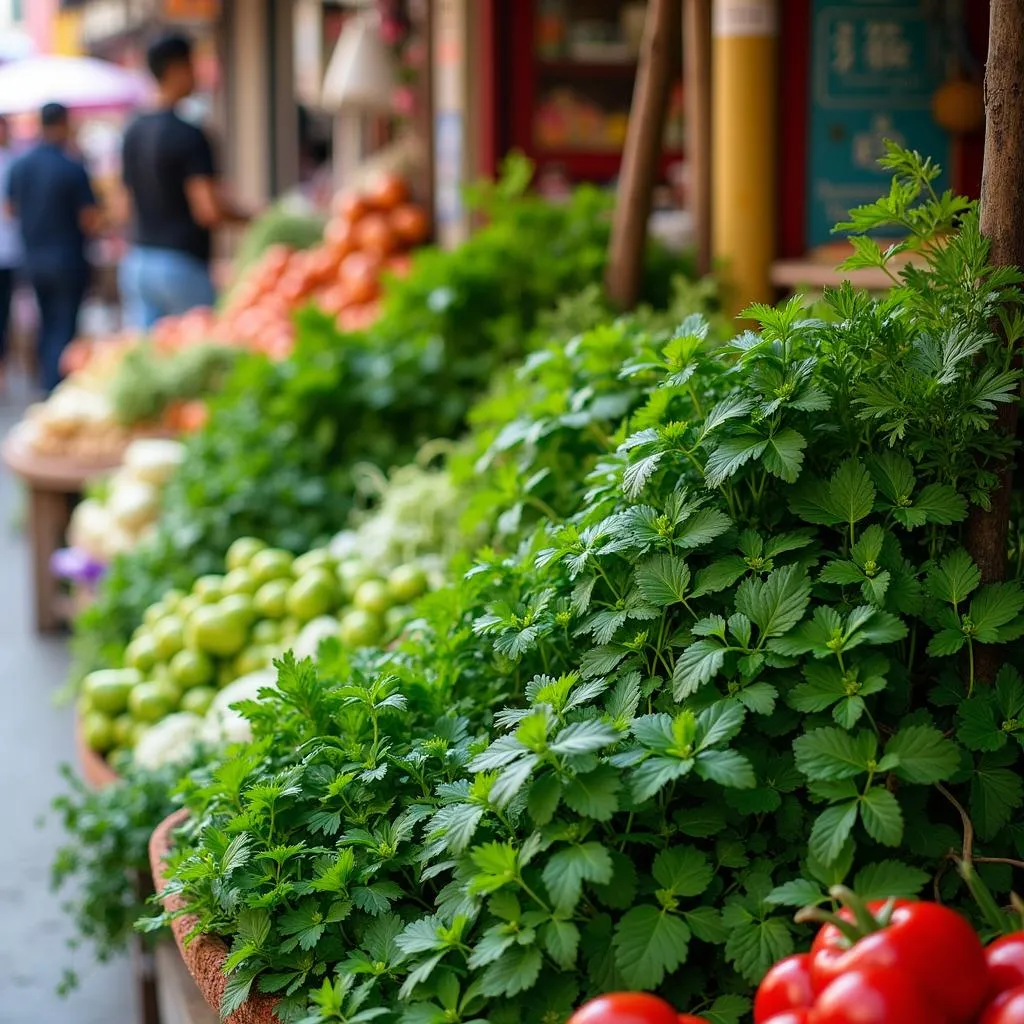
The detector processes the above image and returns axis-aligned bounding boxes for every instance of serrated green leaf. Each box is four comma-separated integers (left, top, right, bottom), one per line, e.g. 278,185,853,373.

704,433,769,488
542,843,614,912
563,764,621,822
883,725,960,783
735,564,812,639
691,557,749,598
703,994,753,1024
765,879,825,908
544,920,581,969
724,913,793,984
652,847,713,897
794,728,876,781
683,906,729,944
853,861,929,899
972,751,1024,840
957,697,1007,753
527,774,562,825
635,554,692,606
970,584,1024,640
478,946,542,998
762,428,807,482
927,549,981,606
829,460,876,526
673,639,726,698
695,749,757,788
859,788,903,846
809,802,859,865
613,905,691,988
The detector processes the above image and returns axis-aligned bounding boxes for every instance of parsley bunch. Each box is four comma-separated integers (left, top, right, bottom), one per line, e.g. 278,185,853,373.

150,150,1024,1023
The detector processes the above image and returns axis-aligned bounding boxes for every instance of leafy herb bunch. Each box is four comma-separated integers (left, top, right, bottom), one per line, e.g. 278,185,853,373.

70,157,686,681
154,149,1024,1024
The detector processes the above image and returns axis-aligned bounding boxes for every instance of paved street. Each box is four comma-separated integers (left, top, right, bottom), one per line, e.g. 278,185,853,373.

0,369,133,1023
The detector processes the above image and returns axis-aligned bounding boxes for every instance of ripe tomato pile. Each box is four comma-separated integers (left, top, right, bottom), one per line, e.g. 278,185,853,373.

568,891,1024,1024
215,171,428,357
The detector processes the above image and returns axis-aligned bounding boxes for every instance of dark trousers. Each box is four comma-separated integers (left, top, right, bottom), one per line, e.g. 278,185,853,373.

30,272,86,393
0,267,14,362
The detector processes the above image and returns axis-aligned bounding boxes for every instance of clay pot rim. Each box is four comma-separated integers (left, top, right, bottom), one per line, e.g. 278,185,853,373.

150,809,280,1024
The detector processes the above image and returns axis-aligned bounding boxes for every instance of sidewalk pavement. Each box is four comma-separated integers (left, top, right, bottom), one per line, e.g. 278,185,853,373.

0,369,133,1024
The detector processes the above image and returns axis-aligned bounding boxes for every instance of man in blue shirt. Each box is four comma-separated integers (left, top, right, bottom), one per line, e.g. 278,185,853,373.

7,103,99,392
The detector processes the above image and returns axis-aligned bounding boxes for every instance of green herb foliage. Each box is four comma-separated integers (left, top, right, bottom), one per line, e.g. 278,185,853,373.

71,158,684,679
152,150,1024,1022
58,297,714,966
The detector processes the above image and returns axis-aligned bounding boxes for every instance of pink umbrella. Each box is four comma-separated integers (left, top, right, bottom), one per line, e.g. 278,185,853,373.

0,55,153,115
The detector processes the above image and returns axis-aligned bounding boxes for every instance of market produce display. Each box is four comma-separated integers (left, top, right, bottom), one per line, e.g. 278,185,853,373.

209,171,428,354
126,151,1024,1024
69,156,684,681
66,438,186,565
77,534,435,767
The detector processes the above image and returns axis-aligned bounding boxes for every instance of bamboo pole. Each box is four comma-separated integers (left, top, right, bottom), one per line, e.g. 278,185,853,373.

684,0,712,276
965,0,1024,588
605,0,683,310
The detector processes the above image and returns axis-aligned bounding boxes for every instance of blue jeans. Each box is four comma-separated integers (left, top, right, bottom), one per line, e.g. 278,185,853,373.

30,270,86,393
119,247,216,330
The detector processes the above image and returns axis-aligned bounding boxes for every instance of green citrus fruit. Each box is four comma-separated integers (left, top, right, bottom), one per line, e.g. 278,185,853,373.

226,536,267,571
354,579,392,617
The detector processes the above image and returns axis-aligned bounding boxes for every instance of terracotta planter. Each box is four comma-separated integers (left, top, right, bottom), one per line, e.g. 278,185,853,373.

75,711,120,789
150,810,281,1024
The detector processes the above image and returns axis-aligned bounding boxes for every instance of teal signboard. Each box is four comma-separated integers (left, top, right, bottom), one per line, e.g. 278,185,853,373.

807,1,950,248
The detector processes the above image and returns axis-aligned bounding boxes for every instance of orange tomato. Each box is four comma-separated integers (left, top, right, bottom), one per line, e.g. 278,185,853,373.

389,204,429,245
365,172,409,211
384,253,413,279
334,191,369,223
354,213,399,258
339,301,382,332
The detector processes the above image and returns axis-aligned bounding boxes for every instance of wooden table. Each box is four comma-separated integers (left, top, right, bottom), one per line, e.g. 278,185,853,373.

1,434,121,633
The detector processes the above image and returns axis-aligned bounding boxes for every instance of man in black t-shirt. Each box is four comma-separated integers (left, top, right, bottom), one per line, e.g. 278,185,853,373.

120,32,248,329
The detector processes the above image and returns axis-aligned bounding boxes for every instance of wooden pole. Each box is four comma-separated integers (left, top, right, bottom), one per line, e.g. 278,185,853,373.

605,0,682,310
684,0,712,276
965,0,1024,587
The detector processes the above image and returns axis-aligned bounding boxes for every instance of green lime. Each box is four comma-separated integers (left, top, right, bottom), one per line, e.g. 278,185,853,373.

151,615,186,662
339,608,385,648
223,567,258,597
82,711,115,753
218,662,239,688
226,536,267,571
128,681,178,724
180,686,217,716
251,619,281,645
253,578,290,619
286,569,338,621
113,713,136,747
354,579,392,617
82,668,141,715
142,602,166,628
293,547,335,577
124,634,160,673
338,562,378,601
234,647,269,677
193,575,225,603
185,604,248,658
280,616,302,641
169,648,216,689
387,563,429,604
220,593,256,628
249,548,295,586
162,588,186,611
177,593,202,619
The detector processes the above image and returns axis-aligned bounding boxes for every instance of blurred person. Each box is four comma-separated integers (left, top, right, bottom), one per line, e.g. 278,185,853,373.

119,31,249,329
0,115,22,387
6,104,99,393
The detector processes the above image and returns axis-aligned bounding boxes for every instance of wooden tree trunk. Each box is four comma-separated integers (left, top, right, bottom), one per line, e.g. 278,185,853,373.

966,0,1024,587
605,0,682,310
684,0,713,276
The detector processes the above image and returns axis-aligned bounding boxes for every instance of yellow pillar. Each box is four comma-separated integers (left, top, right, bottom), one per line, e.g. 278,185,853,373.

53,11,83,56
711,0,777,314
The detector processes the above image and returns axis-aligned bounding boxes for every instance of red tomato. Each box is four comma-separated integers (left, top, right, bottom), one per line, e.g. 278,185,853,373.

677,1016,707,1024
567,994,679,1024
989,936,1024,1000
809,901,987,1023
811,967,945,1024
354,212,399,257
755,955,814,1023
762,1013,810,1024
982,987,1024,1024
